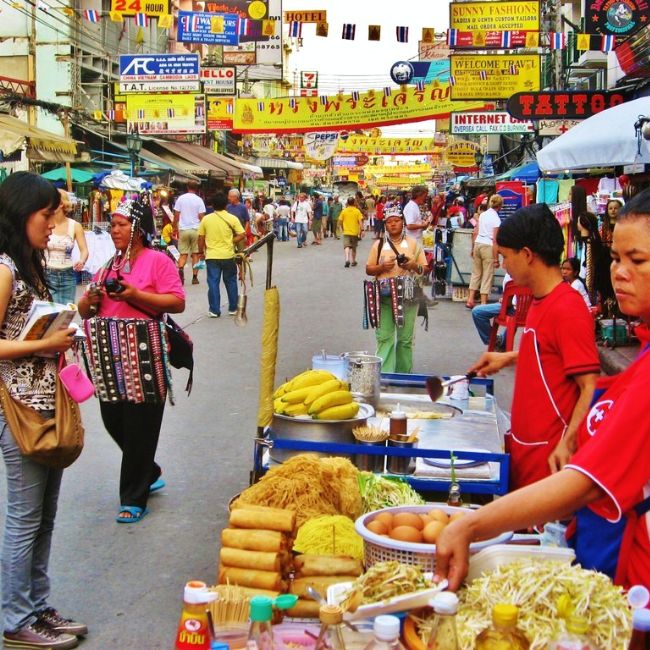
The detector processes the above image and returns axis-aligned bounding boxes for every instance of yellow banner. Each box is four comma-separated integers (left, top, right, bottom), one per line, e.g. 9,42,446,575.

337,136,443,155
374,176,425,187
445,140,481,168
450,1,540,32
365,164,432,176
206,97,233,131
233,84,487,134
450,54,541,100
110,0,169,15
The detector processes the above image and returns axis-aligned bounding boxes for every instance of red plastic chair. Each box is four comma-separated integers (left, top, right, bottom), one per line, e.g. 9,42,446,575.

487,283,535,352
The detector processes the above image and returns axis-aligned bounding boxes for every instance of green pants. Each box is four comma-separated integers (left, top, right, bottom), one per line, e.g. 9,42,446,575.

375,297,418,374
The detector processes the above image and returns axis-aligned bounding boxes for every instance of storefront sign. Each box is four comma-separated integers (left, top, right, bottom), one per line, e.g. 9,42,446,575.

233,84,487,134
337,136,441,155
445,140,481,168
177,11,239,45
201,66,236,95
450,54,541,101
206,96,234,130
506,90,627,120
451,111,534,134
223,44,256,65
283,9,326,23
537,119,581,136
587,0,648,35
110,0,169,16
119,53,199,82
300,71,318,89
118,80,201,93
332,156,358,167
126,93,206,135
449,1,540,32
419,40,451,61
303,132,339,160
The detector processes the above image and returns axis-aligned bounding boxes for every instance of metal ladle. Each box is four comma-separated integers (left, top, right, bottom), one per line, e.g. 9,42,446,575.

425,372,477,402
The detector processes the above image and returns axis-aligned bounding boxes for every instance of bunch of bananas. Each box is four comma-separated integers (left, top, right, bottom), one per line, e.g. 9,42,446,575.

273,370,360,420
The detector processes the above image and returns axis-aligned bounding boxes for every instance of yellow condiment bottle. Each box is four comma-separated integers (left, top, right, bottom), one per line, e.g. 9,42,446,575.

475,604,530,650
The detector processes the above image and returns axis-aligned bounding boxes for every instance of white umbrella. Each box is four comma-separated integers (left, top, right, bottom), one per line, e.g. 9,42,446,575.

536,97,650,172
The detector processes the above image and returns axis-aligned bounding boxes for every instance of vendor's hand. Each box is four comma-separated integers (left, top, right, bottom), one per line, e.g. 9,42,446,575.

433,517,474,592
381,259,396,273
548,435,576,473
106,281,138,302
469,351,517,377
42,326,76,354
404,259,420,272
85,285,103,308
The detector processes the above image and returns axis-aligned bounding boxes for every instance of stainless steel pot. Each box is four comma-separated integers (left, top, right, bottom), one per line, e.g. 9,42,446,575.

343,354,382,406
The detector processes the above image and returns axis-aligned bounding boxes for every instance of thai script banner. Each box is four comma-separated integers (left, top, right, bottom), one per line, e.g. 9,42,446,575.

126,93,206,135
233,85,487,134
337,136,443,155
365,164,432,176
449,1,540,32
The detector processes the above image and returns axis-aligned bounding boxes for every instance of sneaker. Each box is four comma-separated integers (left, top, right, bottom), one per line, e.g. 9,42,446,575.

344,261,350,268
37,608,87,637
208,311,220,318
4,621,79,649
228,310,237,315
192,276,199,285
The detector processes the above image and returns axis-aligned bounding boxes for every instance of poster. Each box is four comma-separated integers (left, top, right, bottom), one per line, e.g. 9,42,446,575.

449,1,540,32
496,181,527,219
177,11,239,45
126,93,206,135
206,97,234,130
303,132,339,160
449,54,541,100
233,84,487,134
336,136,441,155
110,0,169,17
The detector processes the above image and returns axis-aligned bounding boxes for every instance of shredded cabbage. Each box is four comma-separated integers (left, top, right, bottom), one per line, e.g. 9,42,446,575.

359,472,425,512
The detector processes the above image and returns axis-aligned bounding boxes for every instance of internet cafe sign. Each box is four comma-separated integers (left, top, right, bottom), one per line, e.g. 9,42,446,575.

451,111,534,135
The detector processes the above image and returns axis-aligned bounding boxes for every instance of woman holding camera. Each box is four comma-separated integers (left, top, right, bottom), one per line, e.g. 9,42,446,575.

365,208,427,373
78,198,184,523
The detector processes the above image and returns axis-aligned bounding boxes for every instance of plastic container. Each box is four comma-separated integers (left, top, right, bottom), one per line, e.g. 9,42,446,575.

312,351,347,380
363,615,406,650
315,605,346,650
247,596,275,650
475,604,530,650
600,318,629,344
175,581,218,650
389,406,408,437
426,592,459,650
549,615,595,650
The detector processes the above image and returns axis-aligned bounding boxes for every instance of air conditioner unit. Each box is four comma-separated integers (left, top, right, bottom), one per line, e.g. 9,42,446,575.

578,51,608,67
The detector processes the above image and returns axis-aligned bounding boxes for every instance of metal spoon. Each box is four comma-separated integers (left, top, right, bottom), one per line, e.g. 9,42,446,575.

425,372,477,402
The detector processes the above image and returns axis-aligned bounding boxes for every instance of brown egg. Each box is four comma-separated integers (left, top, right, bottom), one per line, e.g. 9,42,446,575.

422,520,447,544
374,512,394,531
393,512,425,530
428,508,450,524
367,520,388,536
389,525,423,543
449,511,467,522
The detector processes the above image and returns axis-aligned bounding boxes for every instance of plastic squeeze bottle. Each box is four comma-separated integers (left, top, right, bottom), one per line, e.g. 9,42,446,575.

550,615,595,650
389,404,407,438
629,608,650,650
475,604,530,650
426,592,459,650
175,581,218,650
247,596,275,650
363,615,406,650
314,605,346,650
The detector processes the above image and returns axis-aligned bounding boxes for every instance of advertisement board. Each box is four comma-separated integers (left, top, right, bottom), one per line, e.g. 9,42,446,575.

445,140,481,168
206,96,234,130
336,136,441,155
506,90,627,120
283,9,326,22
201,67,236,95
587,0,648,35
303,132,339,160
537,119,582,136
126,93,206,135
110,0,169,17
451,111,534,134
177,11,239,45
119,54,199,82
449,1,540,32
418,40,451,61
450,54,541,100
119,81,201,93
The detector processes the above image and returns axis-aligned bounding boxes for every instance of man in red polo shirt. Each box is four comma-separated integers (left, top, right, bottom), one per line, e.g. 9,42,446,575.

469,203,600,491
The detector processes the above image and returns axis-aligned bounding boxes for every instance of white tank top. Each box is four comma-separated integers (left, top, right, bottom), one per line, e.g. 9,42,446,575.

46,219,75,269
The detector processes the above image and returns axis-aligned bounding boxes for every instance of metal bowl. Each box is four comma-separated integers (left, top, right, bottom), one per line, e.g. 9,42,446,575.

270,403,375,462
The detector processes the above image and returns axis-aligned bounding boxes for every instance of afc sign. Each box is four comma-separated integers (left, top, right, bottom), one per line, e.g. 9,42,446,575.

506,90,627,120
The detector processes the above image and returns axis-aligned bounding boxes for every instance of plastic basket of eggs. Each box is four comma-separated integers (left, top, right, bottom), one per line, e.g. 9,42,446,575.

354,505,513,573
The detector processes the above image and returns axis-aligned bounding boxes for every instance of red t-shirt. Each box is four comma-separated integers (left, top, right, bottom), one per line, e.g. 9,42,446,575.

508,282,600,491
375,202,384,221
566,326,650,590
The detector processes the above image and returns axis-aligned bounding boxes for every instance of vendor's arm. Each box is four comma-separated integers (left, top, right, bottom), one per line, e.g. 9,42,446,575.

548,372,599,473
73,221,89,271
469,350,518,376
434,468,604,591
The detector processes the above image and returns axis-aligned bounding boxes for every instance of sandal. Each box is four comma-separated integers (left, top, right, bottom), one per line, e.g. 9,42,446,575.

465,303,475,309
149,478,166,493
116,506,149,524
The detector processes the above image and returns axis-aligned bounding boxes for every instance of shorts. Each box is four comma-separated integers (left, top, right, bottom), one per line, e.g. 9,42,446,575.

178,228,199,255
311,218,322,235
343,235,359,250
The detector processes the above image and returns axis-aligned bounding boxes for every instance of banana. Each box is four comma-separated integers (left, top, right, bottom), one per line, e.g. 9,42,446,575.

309,390,354,414
304,379,343,406
290,370,337,390
273,382,292,399
281,386,315,404
313,402,360,421
274,398,286,414
284,402,309,417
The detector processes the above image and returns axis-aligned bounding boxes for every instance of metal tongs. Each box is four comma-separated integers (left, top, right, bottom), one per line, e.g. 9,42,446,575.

425,372,477,402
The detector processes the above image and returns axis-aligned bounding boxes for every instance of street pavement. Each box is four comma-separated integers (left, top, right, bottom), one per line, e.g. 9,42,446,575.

0,232,515,648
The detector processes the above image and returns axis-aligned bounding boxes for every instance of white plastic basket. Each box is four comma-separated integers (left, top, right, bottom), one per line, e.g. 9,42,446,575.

355,504,513,573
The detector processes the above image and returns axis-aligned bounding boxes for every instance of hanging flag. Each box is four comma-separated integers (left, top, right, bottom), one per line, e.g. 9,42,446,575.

368,25,381,41
421,27,435,43
289,21,302,38
83,8,99,22
93,110,103,121
289,98,296,109
447,28,458,46
601,34,615,52
36,0,49,11
104,110,115,120
315,21,328,37
383,86,392,97
341,23,356,40
525,31,539,47
396,26,409,43
60,7,74,16
449,75,456,86
211,15,224,33
576,33,591,50
135,26,145,43
226,103,234,114
257,101,265,112
158,13,172,29
135,13,148,27
478,70,487,80
167,108,175,118
509,64,519,75
262,19,275,36
238,17,250,36
473,30,486,47
549,32,566,50
351,90,360,101
109,10,123,21
415,80,425,91
500,31,512,48
319,95,328,105
137,108,145,120
195,104,204,117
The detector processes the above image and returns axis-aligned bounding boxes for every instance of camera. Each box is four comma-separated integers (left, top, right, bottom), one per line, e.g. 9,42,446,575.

104,278,125,294
396,253,409,267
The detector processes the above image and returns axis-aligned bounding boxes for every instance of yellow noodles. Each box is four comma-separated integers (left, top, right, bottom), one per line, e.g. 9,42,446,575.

293,515,364,560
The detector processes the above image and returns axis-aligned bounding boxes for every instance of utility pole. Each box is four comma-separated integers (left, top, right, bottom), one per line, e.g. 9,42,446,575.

60,109,72,191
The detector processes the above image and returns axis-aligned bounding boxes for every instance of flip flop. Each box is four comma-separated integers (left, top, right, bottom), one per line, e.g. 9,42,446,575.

116,506,149,524
149,478,166,493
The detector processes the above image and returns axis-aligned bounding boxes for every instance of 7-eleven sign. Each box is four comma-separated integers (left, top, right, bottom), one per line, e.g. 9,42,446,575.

300,71,318,89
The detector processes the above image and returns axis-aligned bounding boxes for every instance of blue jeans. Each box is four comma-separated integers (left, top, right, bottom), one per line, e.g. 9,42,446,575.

295,222,307,247
471,302,501,344
276,219,289,242
206,258,238,315
46,267,77,305
1,411,62,633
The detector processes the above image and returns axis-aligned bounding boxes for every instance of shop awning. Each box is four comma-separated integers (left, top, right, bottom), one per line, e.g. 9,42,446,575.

41,167,95,183
495,161,541,183
252,156,304,170
141,145,212,179
0,114,78,162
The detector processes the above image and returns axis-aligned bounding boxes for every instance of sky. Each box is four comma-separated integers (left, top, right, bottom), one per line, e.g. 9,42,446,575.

282,0,451,136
